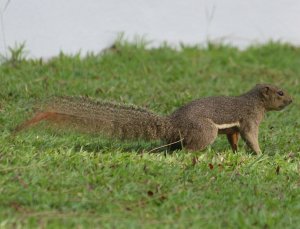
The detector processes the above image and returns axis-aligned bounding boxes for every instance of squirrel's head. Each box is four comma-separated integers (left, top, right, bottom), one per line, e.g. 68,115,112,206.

255,84,292,111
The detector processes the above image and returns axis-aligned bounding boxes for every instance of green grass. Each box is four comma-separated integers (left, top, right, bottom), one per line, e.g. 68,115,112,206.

0,41,300,228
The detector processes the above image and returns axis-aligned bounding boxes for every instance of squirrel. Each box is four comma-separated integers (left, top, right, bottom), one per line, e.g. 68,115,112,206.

14,84,292,154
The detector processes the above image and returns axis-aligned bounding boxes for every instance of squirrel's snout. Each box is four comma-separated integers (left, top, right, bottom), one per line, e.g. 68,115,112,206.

285,98,292,105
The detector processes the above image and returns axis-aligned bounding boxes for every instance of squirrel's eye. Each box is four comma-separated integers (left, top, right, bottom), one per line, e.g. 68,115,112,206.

277,91,284,96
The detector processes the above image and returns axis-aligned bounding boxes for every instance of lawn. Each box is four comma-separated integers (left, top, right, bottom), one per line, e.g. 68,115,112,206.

0,41,299,228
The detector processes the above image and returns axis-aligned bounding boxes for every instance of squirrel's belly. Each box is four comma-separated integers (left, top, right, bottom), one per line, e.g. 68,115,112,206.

214,122,240,130
212,121,240,135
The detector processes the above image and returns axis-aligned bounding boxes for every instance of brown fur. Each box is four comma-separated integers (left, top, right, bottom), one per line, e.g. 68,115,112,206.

15,84,292,154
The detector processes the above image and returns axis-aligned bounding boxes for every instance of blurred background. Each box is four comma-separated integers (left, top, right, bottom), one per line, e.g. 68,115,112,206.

0,0,299,58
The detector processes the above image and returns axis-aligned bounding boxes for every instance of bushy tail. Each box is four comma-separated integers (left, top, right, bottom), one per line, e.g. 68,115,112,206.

14,97,173,140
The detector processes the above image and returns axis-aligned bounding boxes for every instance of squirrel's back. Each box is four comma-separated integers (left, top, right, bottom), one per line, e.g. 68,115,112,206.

170,96,257,125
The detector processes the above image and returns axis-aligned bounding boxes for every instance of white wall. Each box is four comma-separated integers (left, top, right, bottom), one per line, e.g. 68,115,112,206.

0,0,300,58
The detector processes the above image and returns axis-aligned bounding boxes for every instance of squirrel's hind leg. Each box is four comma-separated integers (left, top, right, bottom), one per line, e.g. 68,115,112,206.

182,118,218,152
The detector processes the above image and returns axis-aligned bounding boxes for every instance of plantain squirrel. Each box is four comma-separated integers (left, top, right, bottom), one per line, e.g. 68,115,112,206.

15,84,292,154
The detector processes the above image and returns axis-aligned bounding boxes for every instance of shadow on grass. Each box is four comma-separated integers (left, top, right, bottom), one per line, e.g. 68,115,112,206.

73,140,175,155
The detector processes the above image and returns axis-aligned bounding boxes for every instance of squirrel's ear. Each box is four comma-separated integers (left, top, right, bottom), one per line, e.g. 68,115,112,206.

261,86,270,98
